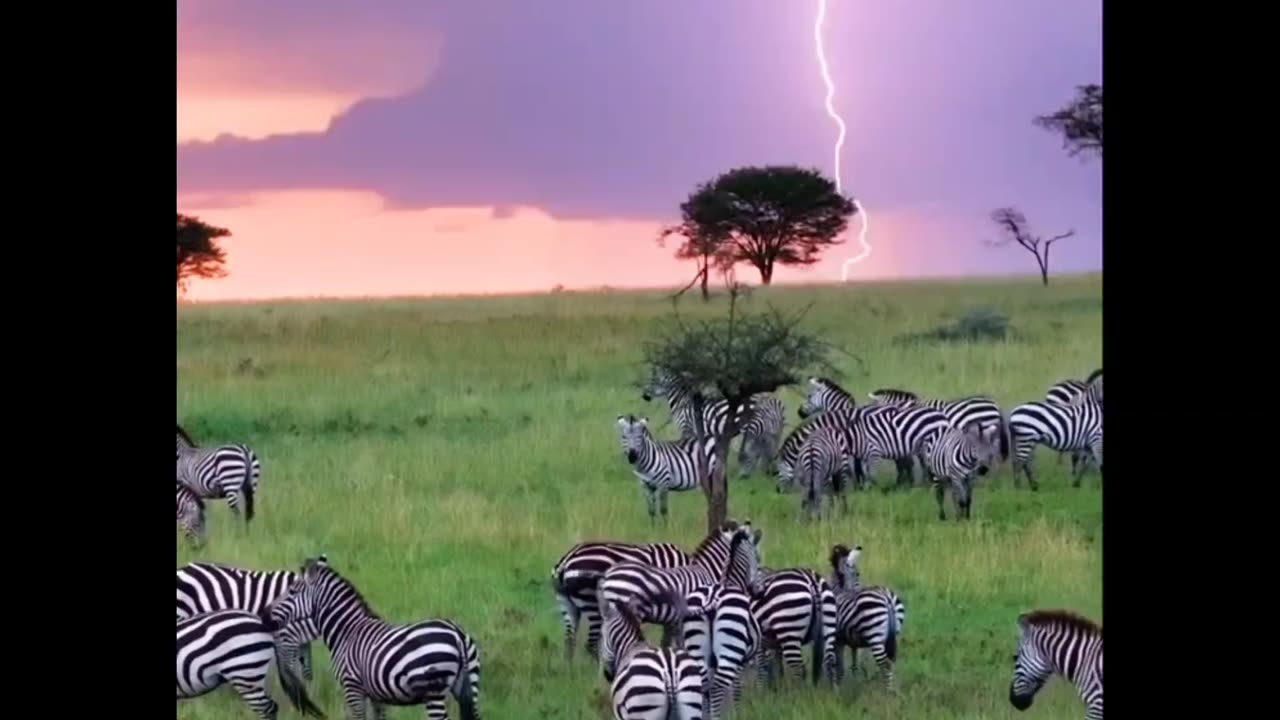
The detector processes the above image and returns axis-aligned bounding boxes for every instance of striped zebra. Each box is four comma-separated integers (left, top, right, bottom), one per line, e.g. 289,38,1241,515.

1045,370,1103,471
176,609,324,720
923,420,1009,520
827,544,905,691
867,388,1005,481
176,561,316,682
1009,610,1103,719
796,424,852,521
682,583,762,719
846,405,950,490
1008,396,1102,490
641,371,786,479
268,555,482,720
552,539,691,661
177,442,261,524
616,415,714,525
797,377,915,481
176,483,206,548
600,596,705,720
775,404,894,492
177,423,196,460
598,522,762,657
751,566,838,688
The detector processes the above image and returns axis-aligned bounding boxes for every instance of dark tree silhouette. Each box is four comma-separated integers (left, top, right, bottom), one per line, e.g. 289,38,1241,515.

642,283,835,532
177,213,231,293
1034,84,1102,160
673,165,856,286
657,222,735,301
987,207,1075,286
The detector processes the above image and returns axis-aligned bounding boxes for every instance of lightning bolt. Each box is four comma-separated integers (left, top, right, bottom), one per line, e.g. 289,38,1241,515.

814,0,871,283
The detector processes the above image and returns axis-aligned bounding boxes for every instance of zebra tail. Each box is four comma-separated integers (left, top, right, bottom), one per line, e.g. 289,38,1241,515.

455,638,481,720
810,589,825,686
275,645,326,718
240,446,255,523
884,600,899,663
996,413,1011,462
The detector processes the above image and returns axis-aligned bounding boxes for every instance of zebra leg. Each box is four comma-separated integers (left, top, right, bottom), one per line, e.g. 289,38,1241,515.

584,609,603,659
556,594,581,662
298,641,314,682
225,673,278,720
423,691,448,720
370,702,387,720
830,638,846,688
870,643,896,691
341,681,370,720
643,484,658,525
934,480,947,521
659,487,671,526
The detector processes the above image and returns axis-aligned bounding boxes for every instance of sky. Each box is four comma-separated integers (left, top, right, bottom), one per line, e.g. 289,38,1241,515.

176,0,1102,301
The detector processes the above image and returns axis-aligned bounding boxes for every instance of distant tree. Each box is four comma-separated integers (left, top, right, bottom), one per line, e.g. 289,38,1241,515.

1034,84,1102,161
673,165,857,286
987,207,1075,286
642,283,835,532
177,213,231,293
658,222,735,301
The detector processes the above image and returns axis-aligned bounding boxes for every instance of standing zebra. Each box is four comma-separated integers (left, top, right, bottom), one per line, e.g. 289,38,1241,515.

177,423,196,460
616,415,713,525
552,539,691,661
600,596,705,720
1009,610,1103,719
797,377,915,481
176,561,316,681
846,405,950,490
269,555,482,720
775,404,894,492
923,420,1009,520
1008,397,1102,490
176,609,324,720
177,442,261,524
176,483,206,548
1045,370,1103,472
796,424,852,521
682,583,762,720
827,544,905,691
867,388,1005,481
750,566,839,688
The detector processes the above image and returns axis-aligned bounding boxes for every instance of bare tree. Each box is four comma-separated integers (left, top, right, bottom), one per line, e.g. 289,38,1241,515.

658,223,734,301
987,207,1075,286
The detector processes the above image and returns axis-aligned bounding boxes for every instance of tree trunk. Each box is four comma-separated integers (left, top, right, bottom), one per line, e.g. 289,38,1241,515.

705,453,729,532
699,264,710,301
1036,252,1049,286
758,261,774,286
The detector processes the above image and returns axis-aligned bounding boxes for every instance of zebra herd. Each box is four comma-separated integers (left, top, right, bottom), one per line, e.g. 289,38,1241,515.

617,368,1104,523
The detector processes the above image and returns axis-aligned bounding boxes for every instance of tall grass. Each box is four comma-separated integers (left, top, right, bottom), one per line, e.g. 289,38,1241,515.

177,275,1102,719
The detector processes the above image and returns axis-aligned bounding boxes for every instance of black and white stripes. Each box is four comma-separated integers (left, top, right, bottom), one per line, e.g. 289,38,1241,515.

846,405,950,490
923,420,1010,520
827,544,905,690
1008,394,1102,490
176,483,207,548
600,595,706,720
682,583,762,719
616,415,714,524
177,442,261,524
1009,610,1103,719
796,424,851,520
751,566,838,688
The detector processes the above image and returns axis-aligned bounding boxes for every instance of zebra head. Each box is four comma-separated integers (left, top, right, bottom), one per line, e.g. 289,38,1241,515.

598,595,645,683
1009,613,1052,710
640,369,680,403
828,543,863,594
964,421,1007,477
799,377,850,419
267,555,331,643
615,415,650,464
737,523,765,594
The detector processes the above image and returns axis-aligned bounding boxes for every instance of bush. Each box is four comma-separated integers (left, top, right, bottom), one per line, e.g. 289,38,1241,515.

895,307,1011,345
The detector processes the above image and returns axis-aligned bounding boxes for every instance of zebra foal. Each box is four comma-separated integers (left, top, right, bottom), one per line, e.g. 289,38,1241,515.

177,442,261,524
1009,609,1103,719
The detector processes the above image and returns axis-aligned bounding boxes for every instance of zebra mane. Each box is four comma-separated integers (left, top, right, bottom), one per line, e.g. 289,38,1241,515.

812,377,851,396
308,561,382,621
870,388,918,401
1085,368,1103,384
176,424,196,445
1019,609,1101,636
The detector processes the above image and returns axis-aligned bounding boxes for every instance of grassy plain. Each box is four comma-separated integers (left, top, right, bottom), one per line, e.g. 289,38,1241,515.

176,274,1103,720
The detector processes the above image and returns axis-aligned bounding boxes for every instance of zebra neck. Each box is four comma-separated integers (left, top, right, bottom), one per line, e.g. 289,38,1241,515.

316,598,376,647
1046,632,1099,688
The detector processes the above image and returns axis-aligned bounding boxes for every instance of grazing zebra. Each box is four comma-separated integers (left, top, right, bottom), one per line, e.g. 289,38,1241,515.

176,483,206,548
641,371,785,478
846,405,950,490
269,555,482,720
775,405,894,492
827,544,905,691
600,596,705,720
751,566,838,688
923,420,1010,521
1008,399,1103,490
176,561,316,681
552,539,690,661
682,583,763,720
1009,610,1103,719
616,415,714,525
177,423,196,460
867,388,1005,482
176,609,324,720
177,442,261,524
797,377,916,481
599,522,762,654
796,424,852,521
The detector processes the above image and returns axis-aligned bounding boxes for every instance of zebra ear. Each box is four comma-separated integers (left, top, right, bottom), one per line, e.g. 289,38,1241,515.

1016,612,1031,630
616,415,628,426
847,545,862,568
639,416,649,426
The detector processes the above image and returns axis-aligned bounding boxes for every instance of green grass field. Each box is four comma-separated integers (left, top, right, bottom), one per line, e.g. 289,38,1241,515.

176,274,1103,720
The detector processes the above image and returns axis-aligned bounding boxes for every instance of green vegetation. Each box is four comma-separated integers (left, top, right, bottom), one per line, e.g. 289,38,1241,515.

177,274,1102,720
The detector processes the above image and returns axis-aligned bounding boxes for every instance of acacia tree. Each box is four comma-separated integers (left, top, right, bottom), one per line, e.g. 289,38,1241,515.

177,213,231,293
657,222,734,301
1034,84,1102,161
674,165,856,286
987,207,1075,286
642,284,835,532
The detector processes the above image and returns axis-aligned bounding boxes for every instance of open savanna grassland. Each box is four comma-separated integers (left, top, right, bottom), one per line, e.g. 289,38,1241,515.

176,274,1102,720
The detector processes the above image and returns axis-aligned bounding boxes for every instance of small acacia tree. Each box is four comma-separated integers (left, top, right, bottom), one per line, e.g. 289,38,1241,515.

642,283,835,531
177,213,231,294
987,207,1075,286
674,165,856,286
657,222,735,301
1034,84,1102,161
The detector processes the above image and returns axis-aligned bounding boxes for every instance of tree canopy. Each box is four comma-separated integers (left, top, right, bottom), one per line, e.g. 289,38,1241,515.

177,213,231,292
1034,84,1102,160
672,165,857,286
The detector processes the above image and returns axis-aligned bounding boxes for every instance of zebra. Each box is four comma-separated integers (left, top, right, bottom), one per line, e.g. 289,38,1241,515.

867,387,1005,482
176,561,317,682
1008,397,1102,490
846,405,950,490
797,377,916,481
796,424,852,521
176,483,206,548
682,583,763,719
775,404,894,492
176,609,324,720
177,423,196,460
177,442,261,524
1009,610,1103,719
600,595,705,720
616,415,714,525
750,566,838,689
923,420,1010,520
551,539,691,661
598,521,762,663
1045,370,1103,471
827,544,905,691
641,371,785,479
268,555,482,720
